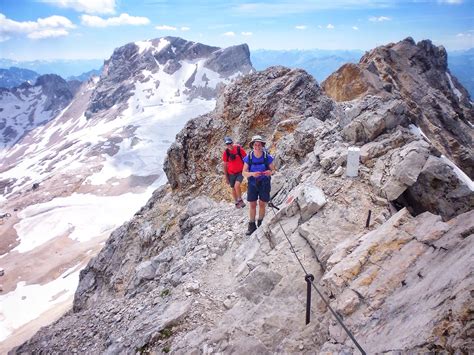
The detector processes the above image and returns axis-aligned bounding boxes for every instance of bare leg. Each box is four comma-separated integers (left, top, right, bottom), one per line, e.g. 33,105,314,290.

249,201,257,221
231,185,237,202
258,200,266,220
234,181,242,201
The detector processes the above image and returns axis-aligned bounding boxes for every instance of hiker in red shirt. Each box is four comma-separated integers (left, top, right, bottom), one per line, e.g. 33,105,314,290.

222,136,247,208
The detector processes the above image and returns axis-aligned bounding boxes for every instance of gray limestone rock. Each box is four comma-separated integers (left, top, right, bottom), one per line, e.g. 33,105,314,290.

279,183,326,222
403,155,474,220
237,266,283,304
342,96,409,143
371,139,431,200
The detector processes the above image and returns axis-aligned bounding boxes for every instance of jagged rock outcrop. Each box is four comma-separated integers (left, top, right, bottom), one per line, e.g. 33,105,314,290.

323,37,474,178
163,66,334,194
15,39,474,354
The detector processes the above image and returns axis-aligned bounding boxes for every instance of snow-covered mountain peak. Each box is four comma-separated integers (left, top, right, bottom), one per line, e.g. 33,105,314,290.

86,36,252,119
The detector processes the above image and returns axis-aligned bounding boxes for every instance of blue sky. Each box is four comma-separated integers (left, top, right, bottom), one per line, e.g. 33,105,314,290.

0,0,473,60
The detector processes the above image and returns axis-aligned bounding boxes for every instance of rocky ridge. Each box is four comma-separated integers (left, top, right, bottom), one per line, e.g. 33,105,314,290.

0,74,79,148
15,38,474,353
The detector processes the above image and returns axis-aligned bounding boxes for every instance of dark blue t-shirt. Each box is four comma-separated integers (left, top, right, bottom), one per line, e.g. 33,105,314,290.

243,151,274,182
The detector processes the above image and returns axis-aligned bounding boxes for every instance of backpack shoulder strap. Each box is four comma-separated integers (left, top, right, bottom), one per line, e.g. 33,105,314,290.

237,145,242,160
263,151,269,169
248,151,253,168
225,148,230,161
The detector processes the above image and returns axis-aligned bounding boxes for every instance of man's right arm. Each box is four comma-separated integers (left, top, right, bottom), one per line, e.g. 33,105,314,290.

224,162,230,184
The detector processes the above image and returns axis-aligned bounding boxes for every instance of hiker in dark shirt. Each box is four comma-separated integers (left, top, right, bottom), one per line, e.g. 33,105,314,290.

222,136,247,208
242,135,275,236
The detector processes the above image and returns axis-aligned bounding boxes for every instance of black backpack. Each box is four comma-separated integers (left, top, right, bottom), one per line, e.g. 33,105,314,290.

225,145,243,162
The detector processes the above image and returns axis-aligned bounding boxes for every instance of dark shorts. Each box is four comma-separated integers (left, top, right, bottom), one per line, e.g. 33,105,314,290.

247,178,271,202
229,173,243,188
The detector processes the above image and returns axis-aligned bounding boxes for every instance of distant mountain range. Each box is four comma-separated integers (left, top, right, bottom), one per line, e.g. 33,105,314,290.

251,49,363,83
0,47,472,97
0,58,103,82
0,66,102,88
67,68,102,82
0,67,40,88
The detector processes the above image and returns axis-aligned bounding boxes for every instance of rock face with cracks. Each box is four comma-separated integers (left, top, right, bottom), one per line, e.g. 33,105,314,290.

15,38,474,354
323,37,473,178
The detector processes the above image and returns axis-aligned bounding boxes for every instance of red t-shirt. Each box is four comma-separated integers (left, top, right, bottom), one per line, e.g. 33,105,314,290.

222,144,247,174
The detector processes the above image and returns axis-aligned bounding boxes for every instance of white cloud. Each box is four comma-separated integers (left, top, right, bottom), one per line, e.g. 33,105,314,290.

28,28,69,39
233,1,396,17
155,25,191,32
437,0,463,3
241,31,253,36
0,13,75,40
81,13,150,27
327,24,335,29
223,31,235,36
38,15,75,29
318,25,323,29
41,0,116,14
155,25,177,31
352,26,359,30
369,16,391,22
456,32,472,37
295,25,307,30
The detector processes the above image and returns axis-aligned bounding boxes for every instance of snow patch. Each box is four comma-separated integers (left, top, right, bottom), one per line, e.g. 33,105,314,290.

135,40,153,55
0,264,80,342
441,155,474,191
409,124,431,142
156,38,170,53
446,72,462,101
13,190,156,253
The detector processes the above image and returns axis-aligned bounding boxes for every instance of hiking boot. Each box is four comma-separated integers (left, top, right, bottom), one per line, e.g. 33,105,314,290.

236,199,246,208
257,219,263,227
246,222,257,236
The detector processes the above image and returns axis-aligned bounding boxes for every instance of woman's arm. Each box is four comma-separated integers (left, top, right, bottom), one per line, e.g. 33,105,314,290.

263,162,275,176
243,162,260,178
